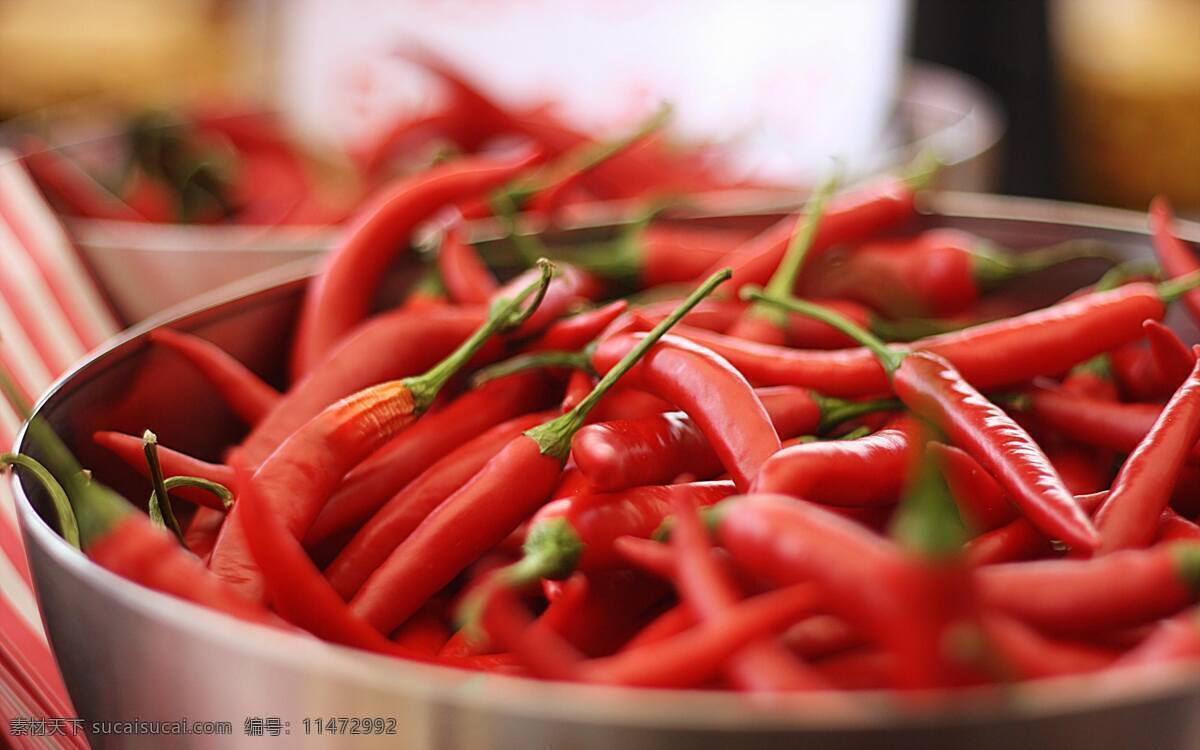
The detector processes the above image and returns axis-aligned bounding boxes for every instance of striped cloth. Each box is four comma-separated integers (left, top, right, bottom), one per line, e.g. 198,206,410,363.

0,149,120,749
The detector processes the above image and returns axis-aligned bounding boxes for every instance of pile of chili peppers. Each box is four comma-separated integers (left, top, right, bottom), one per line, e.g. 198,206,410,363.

18,53,753,227
10,124,1200,701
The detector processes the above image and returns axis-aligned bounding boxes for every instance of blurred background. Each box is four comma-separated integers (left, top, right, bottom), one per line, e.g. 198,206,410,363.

0,0,1197,321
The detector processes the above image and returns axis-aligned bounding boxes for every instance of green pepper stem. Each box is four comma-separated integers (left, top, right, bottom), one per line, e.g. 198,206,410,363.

889,434,967,558
812,395,902,433
142,431,183,543
163,475,234,509
471,349,592,387
745,288,905,375
405,258,555,411
1095,259,1161,292
526,267,732,459
455,516,585,636
972,240,1120,291
1158,270,1200,303
2,453,79,549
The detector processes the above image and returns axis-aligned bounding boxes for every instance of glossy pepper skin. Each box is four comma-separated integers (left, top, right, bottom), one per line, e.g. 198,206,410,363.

323,411,555,598
1095,354,1200,552
571,386,834,492
149,329,280,425
291,150,539,377
664,282,1168,397
1150,196,1200,328
751,418,912,506
976,543,1200,635
894,351,1099,554
590,333,781,490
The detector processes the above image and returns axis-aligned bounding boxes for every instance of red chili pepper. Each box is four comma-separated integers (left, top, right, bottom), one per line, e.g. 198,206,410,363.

620,603,696,652
572,387,893,492
670,279,1189,397
545,569,673,657
710,494,947,689
239,306,491,466
454,481,734,625
1145,319,1197,393
436,227,499,304
1095,354,1200,552
751,418,912,506
290,150,539,377
801,229,1116,318
1112,320,1196,401
493,262,602,339
612,534,677,580
1150,196,1200,328
1157,510,1200,543
965,491,1104,566
1026,384,1200,463
348,270,729,634
212,267,554,601
324,410,556,598
927,441,1014,532
637,225,756,287
980,613,1117,680
306,371,555,546
480,580,822,688
750,293,1103,553
669,492,828,691
525,300,628,352
390,600,450,656
1116,609,1200,668
976,543,1200,635
727,172,839,346
149,329,280,425
589,333,781,490
92,430,233,510
781,615,865,660
703,172,925,292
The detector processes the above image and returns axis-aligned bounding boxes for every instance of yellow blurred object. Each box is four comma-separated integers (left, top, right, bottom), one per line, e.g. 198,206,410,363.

1053,0,1200,212
0,0,263,114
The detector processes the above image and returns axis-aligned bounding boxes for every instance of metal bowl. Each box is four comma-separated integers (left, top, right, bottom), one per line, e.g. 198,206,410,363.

14,194,1200,749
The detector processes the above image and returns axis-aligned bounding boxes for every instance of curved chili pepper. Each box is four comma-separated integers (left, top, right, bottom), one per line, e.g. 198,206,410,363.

751,418,912,506
976,543,1200,634
620,603,696,652
802,229,1116,318
639,225,755,287
494,262,602,339
727,172,839,346
1157,510,1200,543
1095,354,1200,552
212,266,554,601
306,371,555,545
965,491,1103,567
589,333,781,490
437,227,498,304
1112,320,1196,401
480,580,823,688
704,169,928,292
750,293,1100,553
290,150,539,377
149,329,280,425
670,279,1190,397
1116,609,1200,667
391,601,451,655
981,613,1117,680
612,534,677,580
242,306,491,466
670,492,828,691
710,494,947,689
927,442,1014,532
572,387,894,492
349,270,729,634
324,410,556,598
1025,384,1200,462
1150,196,1200,328
781,615,865,660
93,430,233,487
525,300,628,353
